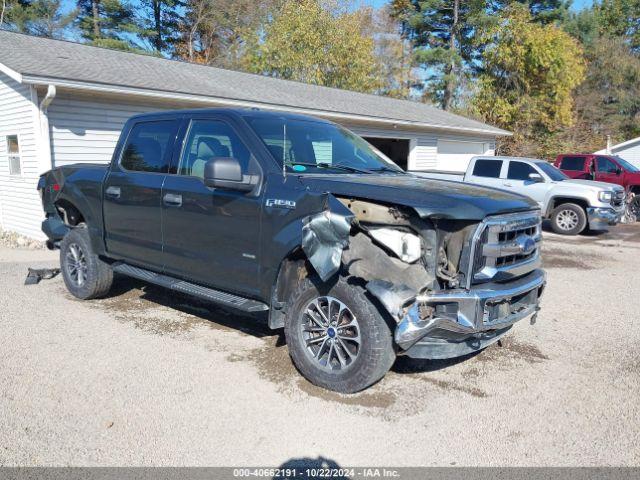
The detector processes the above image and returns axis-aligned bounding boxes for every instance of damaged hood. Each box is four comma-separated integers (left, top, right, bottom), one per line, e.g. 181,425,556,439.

298,174,537,220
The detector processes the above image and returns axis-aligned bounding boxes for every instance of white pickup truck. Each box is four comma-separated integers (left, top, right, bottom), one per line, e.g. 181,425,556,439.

416,156,625,235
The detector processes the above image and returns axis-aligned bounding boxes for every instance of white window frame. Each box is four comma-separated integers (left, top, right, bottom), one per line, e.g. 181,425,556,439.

6,133,22,177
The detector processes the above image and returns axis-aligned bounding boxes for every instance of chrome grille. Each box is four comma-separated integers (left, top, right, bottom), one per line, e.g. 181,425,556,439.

467,211,542,288
612,190,625,208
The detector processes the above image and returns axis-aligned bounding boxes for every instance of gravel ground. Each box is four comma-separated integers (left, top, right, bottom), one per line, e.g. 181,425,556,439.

0,226,638,467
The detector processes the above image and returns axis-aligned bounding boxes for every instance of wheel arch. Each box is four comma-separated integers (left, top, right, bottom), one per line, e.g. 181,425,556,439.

549,196,590,214
268,247,314,329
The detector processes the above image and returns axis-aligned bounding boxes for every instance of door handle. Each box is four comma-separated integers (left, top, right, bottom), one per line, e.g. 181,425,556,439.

105,186,121,199
163,193,182,207
503,182,513,187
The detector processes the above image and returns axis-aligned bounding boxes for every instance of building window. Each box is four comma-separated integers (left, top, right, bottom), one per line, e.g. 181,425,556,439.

7,135,21,175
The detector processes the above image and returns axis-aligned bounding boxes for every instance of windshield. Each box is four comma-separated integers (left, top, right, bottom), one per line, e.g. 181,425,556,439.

246,116,405,174
614,156,640,173
537,161,568,181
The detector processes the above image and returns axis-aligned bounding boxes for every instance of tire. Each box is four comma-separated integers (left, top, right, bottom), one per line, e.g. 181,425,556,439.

550,203,587,235
60,225,113,300
284,276,396,393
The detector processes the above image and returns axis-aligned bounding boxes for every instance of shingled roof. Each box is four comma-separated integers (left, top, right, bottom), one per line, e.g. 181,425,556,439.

0,30,509,136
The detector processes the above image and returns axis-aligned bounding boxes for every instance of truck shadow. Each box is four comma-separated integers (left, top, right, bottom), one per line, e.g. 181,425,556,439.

102,274,276,339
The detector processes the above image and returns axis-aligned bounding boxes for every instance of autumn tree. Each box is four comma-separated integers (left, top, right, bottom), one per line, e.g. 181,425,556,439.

175,0,278,67
242,0,381,93
471,4,585,157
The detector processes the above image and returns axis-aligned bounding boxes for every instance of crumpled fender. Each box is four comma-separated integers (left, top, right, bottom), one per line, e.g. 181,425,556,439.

301,207,354,281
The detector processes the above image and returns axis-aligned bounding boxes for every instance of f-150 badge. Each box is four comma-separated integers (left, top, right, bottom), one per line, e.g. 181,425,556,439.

265,199,296,209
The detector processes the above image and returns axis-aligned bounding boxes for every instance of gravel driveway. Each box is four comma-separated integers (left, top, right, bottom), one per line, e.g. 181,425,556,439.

1,226,639,466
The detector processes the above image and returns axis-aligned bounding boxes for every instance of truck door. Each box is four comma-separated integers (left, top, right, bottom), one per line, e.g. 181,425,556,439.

557,155,589,179
502,161,547,208
160,116,263,297
102,119,180,270
467,158,505,189
595,156,623,186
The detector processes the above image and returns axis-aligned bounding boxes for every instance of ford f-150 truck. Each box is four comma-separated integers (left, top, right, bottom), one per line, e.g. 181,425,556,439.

555,153,640,219
38,109,546,393
417,156,625,235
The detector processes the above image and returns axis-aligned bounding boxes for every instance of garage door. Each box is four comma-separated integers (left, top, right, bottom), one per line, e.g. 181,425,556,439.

437,140,487,172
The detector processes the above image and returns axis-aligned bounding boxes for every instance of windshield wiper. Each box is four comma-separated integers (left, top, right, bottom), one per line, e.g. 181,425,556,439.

285,162,372,174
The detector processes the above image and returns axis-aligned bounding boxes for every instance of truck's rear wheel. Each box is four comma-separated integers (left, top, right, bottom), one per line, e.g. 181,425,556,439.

284,276,396,393
550,203,587,235
60,226,113,299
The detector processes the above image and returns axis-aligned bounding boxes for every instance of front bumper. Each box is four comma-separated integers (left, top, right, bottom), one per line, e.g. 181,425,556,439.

395,269,546,356
587,206,624,230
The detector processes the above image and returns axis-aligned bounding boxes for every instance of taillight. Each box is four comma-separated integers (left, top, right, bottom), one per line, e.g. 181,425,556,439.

52,184,60,191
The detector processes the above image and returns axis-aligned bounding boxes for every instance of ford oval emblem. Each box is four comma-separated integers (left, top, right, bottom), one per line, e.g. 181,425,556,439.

516,235,536,255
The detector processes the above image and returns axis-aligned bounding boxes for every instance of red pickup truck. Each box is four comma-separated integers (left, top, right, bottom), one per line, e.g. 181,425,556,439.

555,153,640,217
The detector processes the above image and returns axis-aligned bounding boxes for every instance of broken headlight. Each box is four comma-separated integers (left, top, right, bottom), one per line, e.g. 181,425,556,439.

368,228,422,263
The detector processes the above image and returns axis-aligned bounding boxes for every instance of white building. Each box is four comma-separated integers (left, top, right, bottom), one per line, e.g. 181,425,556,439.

595,137,640,168
0,30,508,239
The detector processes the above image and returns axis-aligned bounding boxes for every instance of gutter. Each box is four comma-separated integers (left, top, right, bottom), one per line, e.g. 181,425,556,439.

19,75,512,137
37,85,56,174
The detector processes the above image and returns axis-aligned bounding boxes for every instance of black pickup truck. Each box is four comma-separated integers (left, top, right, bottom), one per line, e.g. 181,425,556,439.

39,108,546,393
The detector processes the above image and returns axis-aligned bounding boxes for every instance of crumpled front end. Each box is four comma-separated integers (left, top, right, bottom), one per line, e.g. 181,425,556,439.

301,198,546,360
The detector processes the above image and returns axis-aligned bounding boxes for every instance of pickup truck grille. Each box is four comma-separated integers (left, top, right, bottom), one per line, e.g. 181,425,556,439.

612,190,625,208
468,211,542,288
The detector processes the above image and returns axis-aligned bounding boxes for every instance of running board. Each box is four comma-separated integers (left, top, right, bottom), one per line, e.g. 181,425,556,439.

112,263,269,312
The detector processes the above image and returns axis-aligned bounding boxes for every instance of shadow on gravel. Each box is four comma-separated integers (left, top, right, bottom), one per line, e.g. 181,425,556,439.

99,274,275,339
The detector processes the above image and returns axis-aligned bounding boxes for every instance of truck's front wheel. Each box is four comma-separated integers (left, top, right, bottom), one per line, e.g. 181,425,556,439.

284,276,396,393
550,203,587,235
60,225,113,300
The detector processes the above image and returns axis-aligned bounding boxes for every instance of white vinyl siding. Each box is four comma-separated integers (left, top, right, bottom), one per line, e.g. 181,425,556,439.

47,92,187,167
612,142,640,169
0,72,42,238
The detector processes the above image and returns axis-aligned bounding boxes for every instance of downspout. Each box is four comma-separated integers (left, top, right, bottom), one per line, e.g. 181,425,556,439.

38,85,56,174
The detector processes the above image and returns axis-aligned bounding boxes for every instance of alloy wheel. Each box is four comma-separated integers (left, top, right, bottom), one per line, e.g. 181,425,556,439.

65,242,88,287
301,296,361,371
556,209,579,231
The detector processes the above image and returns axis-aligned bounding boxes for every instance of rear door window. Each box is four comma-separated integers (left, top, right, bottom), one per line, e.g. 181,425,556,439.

472,159,503,178
120,120,179,173
507,161,537,180
559,156,586,171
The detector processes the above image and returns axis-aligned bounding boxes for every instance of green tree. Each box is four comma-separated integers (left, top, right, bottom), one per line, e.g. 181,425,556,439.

242,0,381,93
496,0,571,24
76,0,140,50
471,4,585,157
595,0,640,51
1,0,74,36
139,0,182,54
390,0,495,110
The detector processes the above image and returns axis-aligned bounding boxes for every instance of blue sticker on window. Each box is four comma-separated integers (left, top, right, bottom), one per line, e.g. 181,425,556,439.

292,164,307,172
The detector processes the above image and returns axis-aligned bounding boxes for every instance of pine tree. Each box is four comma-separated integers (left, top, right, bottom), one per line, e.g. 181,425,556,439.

391,0,493,110
76,0,139,50
139,0,182,54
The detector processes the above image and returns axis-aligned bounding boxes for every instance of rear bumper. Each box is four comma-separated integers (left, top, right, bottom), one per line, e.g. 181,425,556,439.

41,213,69,247
587,206,623,230
395,269,546,356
